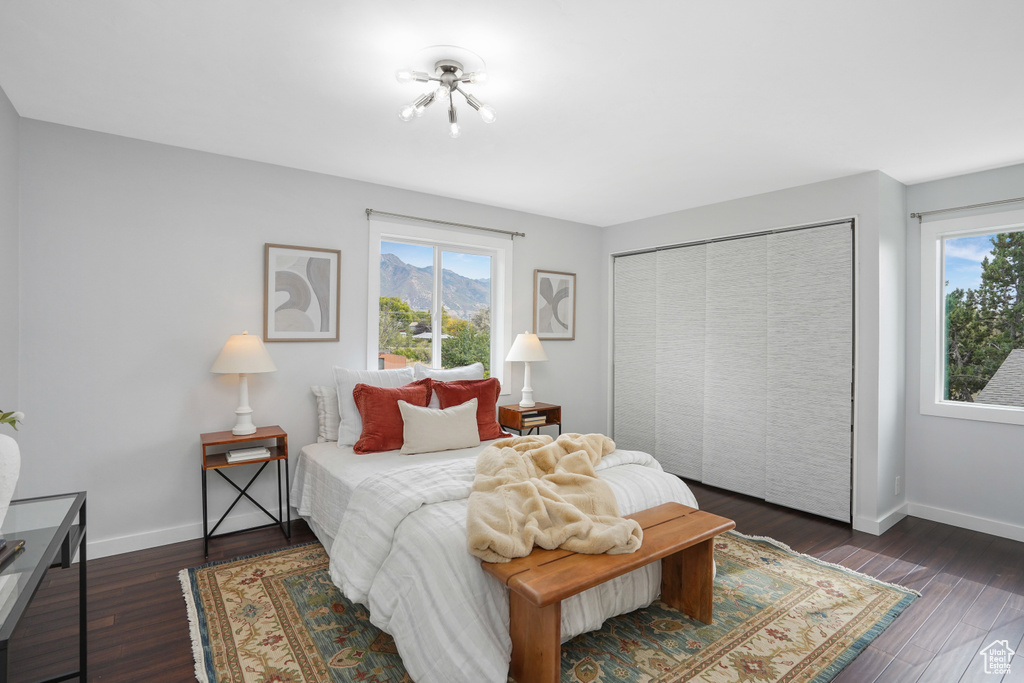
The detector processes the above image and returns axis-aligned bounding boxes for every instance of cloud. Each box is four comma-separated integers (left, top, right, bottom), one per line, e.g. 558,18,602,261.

945,240,994,262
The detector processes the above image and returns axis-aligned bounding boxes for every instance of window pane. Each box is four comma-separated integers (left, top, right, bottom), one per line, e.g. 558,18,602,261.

379,241,432,370
441,250,491,375
943,230,1024,406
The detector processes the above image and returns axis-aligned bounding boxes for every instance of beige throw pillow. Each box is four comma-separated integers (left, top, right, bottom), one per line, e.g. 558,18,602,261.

398,398,481,455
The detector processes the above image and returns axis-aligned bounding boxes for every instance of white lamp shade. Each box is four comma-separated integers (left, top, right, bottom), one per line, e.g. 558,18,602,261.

505,332,548,362
210,332,277,374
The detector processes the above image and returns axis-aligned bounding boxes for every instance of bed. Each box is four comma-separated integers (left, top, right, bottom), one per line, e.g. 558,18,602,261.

290,438,700,683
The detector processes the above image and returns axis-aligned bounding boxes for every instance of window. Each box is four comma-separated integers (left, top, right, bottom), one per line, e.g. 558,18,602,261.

920,208,1024,423
367,220,512,390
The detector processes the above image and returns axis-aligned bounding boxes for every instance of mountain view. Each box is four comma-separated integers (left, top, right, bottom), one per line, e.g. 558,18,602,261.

380,252,490,318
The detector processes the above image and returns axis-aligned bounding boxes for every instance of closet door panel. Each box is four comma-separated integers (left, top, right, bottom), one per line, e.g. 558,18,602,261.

613,252,657,455
766,226,853,521
702,237,767,498
655,246,705,478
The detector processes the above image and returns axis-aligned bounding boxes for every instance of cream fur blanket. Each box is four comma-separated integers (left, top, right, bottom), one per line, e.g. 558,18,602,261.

467,433,643,563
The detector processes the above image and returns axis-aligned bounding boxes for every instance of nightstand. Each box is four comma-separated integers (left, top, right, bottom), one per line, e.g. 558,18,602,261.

499,403,562,436
200,425,290,556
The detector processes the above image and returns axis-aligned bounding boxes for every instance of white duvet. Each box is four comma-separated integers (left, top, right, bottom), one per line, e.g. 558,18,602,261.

328,447,698,683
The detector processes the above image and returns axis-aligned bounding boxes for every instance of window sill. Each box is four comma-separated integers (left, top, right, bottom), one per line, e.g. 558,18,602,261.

920,398,1024,426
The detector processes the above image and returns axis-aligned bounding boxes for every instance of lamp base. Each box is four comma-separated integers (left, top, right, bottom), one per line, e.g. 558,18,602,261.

232,407,257,436
519,361,536,408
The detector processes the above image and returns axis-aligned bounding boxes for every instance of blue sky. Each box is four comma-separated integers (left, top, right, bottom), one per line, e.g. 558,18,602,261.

944,234,996,293
382,241,491,280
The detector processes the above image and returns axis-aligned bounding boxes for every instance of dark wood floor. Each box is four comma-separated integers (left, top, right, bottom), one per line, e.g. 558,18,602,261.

9,481,1024,682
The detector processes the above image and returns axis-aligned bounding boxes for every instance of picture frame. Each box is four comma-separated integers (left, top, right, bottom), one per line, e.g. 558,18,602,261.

264,243,341,342
533,269,576,340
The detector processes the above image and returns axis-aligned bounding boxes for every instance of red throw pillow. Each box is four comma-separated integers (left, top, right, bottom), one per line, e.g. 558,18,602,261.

352,379,432,454
433,378,510,441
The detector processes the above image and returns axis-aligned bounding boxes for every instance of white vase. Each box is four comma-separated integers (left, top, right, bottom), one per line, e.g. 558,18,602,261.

0,434,20,529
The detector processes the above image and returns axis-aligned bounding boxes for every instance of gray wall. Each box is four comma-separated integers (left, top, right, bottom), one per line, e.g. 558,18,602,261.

906,163,1024,541
602,171,908,534
0,85,17,413
16,119,605,557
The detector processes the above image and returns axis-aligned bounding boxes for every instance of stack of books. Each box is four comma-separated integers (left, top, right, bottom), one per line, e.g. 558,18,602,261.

521,412,547,428
226,446,271,464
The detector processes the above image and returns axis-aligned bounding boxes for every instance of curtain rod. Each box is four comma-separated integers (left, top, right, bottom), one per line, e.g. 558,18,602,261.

365,208,525,238
612,218,853,259
911,196,1024,221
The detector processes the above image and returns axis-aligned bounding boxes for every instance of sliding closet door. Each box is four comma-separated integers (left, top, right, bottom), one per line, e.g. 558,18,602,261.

654,247,705,478
701,237,768,498
765,226,853,521
613,252,656,455
611,220,853,522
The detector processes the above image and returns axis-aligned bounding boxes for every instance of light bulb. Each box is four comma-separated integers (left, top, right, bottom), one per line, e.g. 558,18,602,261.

448,105,461,138
398,103,416,122
396,69,430,83
435,85,451,102
414,92,435,117
463,71,487,84
462,91,497,124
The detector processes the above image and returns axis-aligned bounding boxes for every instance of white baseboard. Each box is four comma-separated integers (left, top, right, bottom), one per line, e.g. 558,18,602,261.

853,505,907,536
905,502,1024,543
86,508,297,560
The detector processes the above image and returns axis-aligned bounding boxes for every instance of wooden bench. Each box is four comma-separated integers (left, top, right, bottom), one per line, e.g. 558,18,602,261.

482,502,735,683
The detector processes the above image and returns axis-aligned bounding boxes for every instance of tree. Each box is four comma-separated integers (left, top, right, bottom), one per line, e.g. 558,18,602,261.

379,296,414,353
945,231,1024,401
470,306,491,334
945,287,992,400
441,317,491,374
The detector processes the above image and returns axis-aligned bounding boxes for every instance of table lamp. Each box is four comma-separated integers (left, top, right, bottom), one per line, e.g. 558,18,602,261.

210,331,277,435
505,331,548,408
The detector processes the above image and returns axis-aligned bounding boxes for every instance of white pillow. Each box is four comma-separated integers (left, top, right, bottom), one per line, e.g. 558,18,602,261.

398,398,481,455
413,363,486,408
311,385,340,442
333,366,416,446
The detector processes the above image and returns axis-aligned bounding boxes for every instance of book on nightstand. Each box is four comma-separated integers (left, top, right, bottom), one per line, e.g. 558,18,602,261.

227,446,271,463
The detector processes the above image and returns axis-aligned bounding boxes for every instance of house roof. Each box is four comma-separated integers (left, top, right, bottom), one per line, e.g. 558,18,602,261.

976,349,1024,407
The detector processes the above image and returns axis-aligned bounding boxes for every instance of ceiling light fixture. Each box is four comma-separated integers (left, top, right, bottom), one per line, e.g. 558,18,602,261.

396,46,495,137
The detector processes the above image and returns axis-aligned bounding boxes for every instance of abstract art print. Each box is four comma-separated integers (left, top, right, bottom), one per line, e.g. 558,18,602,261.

534,269,576,340
264,244,340,342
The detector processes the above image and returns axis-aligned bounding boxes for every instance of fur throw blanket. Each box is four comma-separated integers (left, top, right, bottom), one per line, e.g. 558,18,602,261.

467,433,643,563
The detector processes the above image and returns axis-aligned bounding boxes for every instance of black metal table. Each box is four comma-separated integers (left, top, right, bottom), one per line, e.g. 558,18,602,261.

0,492,87,683
200,426,290,557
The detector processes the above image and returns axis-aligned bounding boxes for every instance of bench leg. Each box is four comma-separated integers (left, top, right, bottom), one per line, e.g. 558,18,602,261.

661,537,715,624
509,592,561,683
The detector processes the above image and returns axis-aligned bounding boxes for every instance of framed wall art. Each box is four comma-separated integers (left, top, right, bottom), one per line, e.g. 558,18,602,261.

534,269,576,340
264,243,341,342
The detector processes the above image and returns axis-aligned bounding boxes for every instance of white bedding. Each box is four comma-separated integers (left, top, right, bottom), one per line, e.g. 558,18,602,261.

305,443,698,683
290,440,499,549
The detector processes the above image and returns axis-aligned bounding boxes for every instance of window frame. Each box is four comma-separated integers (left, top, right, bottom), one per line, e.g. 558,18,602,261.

920,207,1024,424
367,220,512,392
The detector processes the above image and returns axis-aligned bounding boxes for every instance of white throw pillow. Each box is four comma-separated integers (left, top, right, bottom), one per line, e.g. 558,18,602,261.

333,366,416,446
311,385,340,442
398,398,481,455
413,363,486,408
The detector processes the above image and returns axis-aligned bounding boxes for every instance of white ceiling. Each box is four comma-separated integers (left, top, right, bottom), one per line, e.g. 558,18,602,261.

1,1,1023,227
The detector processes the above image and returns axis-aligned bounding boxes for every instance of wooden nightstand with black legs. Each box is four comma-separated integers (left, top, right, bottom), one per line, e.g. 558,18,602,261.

200,425,290,556
499,403,562,436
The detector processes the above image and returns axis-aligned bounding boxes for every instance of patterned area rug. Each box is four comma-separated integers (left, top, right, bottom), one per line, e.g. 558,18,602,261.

180,533,917,682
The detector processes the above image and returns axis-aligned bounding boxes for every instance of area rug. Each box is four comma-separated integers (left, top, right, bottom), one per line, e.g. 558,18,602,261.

179,533,917,683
